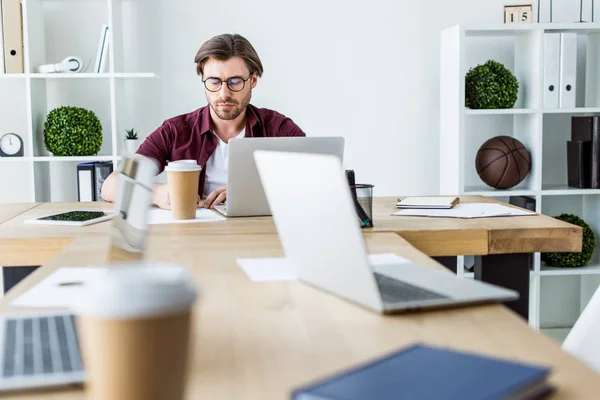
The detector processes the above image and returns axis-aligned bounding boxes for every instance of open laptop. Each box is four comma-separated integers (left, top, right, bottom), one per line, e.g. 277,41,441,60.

213,136,344,217
0,312,84,391
253,150,519,314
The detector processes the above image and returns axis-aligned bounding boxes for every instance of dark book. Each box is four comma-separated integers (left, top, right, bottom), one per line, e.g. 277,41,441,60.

291,344,554,400
571,116,600,188
592,117,600,189
567,141,591,189
571,116,595,142
76,161,113,201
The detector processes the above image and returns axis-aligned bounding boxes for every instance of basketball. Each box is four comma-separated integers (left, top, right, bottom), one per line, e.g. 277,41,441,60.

475,136,531,189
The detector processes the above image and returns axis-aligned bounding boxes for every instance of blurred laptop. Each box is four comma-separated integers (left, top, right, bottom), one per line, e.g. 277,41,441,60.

0,155,157,392
213,136,344,217
253,150,519,314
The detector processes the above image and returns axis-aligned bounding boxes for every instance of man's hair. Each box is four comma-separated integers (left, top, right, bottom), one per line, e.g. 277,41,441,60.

194,34,264,77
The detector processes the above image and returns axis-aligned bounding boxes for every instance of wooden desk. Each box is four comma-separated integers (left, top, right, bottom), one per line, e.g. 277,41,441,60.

0,203,42,225
1,233,599,399
0,197,583,320
372,196,582,255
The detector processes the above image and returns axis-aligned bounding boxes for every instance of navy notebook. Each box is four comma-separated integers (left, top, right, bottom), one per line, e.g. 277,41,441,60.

291,344,554,400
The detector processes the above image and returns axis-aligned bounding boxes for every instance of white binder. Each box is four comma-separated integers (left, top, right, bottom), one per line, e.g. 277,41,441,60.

543,33,560,109
559,32,577,109
0,1,5,73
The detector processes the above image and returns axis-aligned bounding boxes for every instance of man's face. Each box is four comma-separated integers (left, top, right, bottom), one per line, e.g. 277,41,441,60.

203,56,258,121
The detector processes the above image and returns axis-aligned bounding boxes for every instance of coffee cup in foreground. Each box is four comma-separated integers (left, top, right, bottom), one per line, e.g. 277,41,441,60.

165,160,201,220
74,263,198,400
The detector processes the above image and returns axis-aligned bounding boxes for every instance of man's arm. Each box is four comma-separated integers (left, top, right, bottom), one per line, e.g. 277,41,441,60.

101,173,174,209
101,121,173,206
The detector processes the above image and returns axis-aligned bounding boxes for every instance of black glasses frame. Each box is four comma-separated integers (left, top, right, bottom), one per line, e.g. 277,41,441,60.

202,75,252,92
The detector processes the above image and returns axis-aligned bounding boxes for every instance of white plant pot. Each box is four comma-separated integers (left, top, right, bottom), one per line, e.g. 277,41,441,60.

125,139,139,155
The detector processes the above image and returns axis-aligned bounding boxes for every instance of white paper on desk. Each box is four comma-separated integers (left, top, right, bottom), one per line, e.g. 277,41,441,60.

237,253,412,282
391,203,535,219
11,267,108,308
148,208,226,224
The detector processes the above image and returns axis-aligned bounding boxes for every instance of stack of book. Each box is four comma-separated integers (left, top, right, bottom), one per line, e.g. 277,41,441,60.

568,116,600,189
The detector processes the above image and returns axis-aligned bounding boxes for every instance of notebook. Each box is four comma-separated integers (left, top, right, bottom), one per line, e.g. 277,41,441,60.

396,196,460,209
291,344,554,400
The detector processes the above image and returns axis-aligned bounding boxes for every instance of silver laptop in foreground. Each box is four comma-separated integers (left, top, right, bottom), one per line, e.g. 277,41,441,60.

253,150,519,314
213,136,344,217
0,312,84,392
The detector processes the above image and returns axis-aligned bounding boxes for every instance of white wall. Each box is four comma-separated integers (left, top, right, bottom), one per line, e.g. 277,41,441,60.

0,0,587,201
151,0,585,196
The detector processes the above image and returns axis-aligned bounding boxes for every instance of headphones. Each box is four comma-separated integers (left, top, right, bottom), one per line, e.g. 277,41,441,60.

37,56,84,73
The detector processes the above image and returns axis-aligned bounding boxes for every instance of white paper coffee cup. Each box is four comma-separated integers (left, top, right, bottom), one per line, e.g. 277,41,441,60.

165,160,202,220
75,263,198,400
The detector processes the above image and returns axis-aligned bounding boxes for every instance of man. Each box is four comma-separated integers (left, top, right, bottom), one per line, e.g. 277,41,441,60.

101,33,306,209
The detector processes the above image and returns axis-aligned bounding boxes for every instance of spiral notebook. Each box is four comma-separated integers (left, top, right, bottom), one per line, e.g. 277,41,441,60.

396,196,460,209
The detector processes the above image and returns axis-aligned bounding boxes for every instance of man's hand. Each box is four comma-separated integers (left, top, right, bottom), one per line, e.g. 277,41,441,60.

153,184,200,209
204,186,227,208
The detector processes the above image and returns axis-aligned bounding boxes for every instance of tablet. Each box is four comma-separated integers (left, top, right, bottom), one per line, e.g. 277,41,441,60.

25,210,115,227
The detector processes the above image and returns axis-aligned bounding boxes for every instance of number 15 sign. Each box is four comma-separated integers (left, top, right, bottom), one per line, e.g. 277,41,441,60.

504,4,534,23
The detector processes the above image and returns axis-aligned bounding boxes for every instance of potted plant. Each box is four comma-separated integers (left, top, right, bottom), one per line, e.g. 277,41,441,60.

465,60,519,109
124,128,139,155
43,106,103,156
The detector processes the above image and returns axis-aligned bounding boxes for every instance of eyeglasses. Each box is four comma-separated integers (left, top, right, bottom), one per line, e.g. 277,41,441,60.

202,75,252,92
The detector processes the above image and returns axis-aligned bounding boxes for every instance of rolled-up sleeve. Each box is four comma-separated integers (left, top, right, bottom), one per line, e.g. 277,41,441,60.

136,121,173,173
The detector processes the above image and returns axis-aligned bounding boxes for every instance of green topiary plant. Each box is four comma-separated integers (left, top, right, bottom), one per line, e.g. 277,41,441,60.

43,106,102,156
541,214,596,268
465,60,519,109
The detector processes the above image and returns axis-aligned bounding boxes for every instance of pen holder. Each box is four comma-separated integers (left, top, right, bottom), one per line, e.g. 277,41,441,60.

351,184,374,228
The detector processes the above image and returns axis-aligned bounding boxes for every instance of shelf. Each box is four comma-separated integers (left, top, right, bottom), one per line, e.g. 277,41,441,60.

29,72,156,79
465,108,538,115
542,107,600,114
461,23,600,36
541,264,600,276
0,157,32,162
0,74,26,79
541,185,600,195
32,156,115,162
464,107,600,115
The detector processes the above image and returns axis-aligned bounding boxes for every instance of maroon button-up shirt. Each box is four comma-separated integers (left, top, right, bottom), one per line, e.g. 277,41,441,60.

136,104,306,195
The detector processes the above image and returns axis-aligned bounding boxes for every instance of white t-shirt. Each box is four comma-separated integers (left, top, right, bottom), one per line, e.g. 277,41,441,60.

202,129,245,198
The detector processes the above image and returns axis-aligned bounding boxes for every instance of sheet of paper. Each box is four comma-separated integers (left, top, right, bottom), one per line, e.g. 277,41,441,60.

11,267,109,308
237,253,413,282
148,208,226,224
237,258,295,282
392,203,535,219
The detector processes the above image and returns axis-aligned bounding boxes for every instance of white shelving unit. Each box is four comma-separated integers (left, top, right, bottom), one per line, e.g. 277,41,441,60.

440,23,600,335
0,0,162,203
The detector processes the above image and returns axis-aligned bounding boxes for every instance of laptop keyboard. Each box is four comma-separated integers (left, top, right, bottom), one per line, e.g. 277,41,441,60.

2,314,83,378
374,273,449,304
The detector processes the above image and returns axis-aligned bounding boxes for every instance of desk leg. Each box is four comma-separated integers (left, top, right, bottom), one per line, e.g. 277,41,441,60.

474,254,530,320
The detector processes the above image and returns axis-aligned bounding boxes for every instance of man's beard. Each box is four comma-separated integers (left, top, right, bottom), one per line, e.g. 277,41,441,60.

208,89,252,121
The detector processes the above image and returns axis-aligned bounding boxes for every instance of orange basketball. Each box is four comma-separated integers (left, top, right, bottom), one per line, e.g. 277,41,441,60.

475,136,531,189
